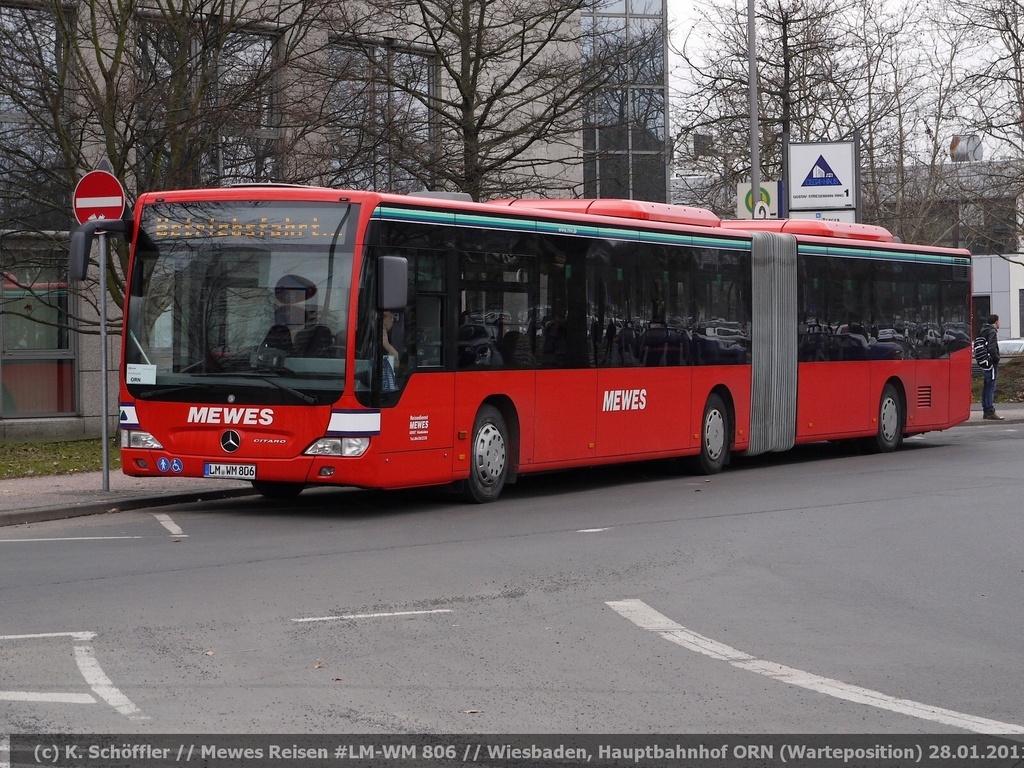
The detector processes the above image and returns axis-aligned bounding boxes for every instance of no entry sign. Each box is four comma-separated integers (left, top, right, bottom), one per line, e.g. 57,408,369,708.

72,169,126,225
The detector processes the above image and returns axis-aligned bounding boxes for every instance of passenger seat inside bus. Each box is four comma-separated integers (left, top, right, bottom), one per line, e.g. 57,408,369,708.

294,324,335,357
260,324,293,353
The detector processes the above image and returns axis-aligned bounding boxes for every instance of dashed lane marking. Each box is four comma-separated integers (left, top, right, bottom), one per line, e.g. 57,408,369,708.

153,513,186,536
292,609,453,623
607,598,1024,735
0,692,95,704
0,536,143,542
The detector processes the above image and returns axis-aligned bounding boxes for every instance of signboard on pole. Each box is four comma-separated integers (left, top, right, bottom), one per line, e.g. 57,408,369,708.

790,209,858,223
72,170,126,225
735,181,781,219
787,142,856,212
71,166,126,493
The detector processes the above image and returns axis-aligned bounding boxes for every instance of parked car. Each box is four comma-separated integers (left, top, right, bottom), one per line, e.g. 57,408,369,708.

971,337,1024,377
998,338,1024,357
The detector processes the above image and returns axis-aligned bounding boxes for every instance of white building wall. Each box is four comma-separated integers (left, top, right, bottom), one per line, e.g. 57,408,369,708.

972,253,1024,339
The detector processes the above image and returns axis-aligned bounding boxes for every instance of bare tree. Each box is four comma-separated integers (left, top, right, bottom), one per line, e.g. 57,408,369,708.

672,0,974,232
318,0,658,201
671,0,857,214
0,0,326,337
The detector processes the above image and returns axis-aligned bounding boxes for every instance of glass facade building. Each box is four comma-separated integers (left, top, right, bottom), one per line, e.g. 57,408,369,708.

582,0,669,203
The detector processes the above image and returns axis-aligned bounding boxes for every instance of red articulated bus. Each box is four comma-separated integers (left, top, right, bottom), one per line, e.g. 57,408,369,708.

69,188,973,502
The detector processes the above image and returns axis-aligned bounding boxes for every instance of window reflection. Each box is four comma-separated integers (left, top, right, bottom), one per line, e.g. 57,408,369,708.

797,253,970,362
1,243,74,416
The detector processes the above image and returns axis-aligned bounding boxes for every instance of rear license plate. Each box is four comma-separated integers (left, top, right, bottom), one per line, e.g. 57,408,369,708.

204,463,257,479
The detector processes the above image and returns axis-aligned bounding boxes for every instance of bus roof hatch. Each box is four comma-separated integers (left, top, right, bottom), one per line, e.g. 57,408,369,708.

488,198,721,229
719,218,895,242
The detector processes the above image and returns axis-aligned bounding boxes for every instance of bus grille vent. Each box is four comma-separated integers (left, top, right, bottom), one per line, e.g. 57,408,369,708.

917,386,932,408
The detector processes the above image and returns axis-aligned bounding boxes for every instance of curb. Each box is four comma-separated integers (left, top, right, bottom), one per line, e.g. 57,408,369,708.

0,486,258,528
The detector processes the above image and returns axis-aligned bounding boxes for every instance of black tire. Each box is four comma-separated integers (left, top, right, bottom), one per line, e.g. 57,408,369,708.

251,480,304,499
870,383,903,453
463,405,508,503
694,393,730,474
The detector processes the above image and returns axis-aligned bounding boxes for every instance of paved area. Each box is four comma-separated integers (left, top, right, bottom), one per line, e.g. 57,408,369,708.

1,403,1022,528
0,470,255,527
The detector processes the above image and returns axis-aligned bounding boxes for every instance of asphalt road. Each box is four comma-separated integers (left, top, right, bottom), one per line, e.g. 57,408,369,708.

1,423,1022,736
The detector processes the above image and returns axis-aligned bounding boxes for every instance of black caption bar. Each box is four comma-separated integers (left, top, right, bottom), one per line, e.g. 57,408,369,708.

9,734,1024,768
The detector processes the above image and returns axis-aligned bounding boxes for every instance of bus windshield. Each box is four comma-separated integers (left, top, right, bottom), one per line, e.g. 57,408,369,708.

125,200,357,405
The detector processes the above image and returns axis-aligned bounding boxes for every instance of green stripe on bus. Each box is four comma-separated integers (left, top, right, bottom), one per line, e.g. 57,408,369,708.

799,244,969,266
373,206,751,252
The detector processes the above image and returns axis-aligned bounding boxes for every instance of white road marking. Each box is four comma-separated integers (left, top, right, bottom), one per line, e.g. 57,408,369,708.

73,644,149,721
292,609,453,623
153,513,186,536
578,528,611,533
0,536,143,542
0,691,95,704
1,734,9,768
0,633,150,721
0,631,95,641
607,598,1024,735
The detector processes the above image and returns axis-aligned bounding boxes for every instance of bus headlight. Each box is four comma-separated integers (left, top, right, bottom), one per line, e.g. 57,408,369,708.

341,437,370,456
121,430,164,449
304,437,370,457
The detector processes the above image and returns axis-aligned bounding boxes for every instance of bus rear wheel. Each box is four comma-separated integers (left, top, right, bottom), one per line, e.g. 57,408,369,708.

251,480,304,499
463,405,508,503
694,393,730,475
869,383,903,453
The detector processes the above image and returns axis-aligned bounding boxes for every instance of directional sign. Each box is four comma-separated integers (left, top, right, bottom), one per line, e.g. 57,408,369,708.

787,142,856,211
735,181,780,219
72,170,126,225
790,209,857,223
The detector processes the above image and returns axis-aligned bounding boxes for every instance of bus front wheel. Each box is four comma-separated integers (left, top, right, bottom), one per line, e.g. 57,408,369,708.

463,405,508,503
694,393,730,475
252,480,304,499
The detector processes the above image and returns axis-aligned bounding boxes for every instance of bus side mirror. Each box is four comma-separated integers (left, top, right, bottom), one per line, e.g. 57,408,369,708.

378,255,408,310
69,219,129,281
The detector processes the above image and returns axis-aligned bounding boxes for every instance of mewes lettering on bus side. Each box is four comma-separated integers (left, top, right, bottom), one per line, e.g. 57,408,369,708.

68,189,972,503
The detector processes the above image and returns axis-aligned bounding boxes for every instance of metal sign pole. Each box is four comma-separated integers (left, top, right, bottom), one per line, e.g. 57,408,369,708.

748,0,761,216
99,231,109,492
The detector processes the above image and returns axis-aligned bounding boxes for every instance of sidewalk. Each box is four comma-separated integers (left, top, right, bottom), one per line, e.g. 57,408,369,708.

0,470,255,528
2,404,1023,529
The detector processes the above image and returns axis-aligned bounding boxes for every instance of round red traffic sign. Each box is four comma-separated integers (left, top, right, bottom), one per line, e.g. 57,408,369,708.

72,170,126,225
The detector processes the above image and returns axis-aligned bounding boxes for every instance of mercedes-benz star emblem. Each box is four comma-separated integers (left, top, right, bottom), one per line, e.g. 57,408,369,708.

220,430,241,453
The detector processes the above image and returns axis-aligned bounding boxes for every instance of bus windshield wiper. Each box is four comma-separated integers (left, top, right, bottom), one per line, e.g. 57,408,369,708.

135,384,202,399
230,372,319,404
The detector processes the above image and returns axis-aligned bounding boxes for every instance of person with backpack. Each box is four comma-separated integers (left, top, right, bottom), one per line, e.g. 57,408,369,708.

979,314,1003,420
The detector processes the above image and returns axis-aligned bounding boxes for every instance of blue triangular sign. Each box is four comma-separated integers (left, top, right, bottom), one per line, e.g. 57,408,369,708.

801,155,842,187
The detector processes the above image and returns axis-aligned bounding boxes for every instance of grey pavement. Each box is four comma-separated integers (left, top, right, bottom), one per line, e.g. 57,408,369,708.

0,469,256,528
2,403,1023,529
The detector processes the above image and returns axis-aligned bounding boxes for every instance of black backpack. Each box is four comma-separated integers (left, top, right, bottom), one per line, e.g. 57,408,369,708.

973,335,993,369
